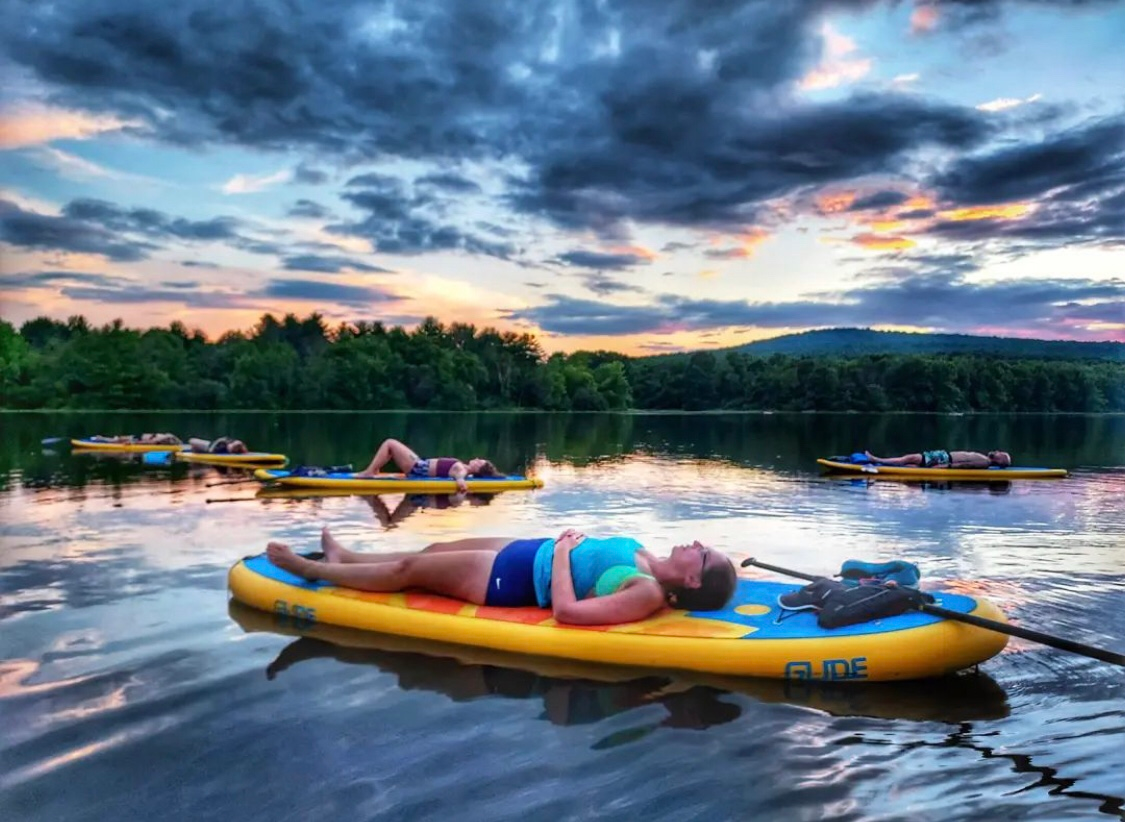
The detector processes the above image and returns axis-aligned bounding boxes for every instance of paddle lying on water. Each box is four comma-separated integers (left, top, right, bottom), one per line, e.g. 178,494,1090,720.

742,557,1125,668
204,478,259,488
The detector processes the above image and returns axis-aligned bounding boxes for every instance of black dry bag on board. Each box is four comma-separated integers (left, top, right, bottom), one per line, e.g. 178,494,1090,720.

816,585,935,629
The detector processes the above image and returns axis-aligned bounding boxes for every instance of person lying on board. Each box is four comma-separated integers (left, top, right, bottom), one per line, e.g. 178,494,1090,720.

88,433,182,445
864,449,1012,469
188,436,249,455
356,437,501,492
266,527,738,625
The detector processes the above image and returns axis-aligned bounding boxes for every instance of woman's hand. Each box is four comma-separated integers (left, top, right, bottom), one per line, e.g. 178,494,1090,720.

555,528,585,552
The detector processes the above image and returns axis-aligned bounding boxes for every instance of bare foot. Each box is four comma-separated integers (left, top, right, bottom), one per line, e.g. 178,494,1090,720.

864,451,877,462
320,527,347,563
267,541,316,579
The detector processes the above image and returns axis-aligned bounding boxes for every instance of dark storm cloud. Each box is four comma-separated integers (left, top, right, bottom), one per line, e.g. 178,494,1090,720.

925,180,1125,246
262,279,396,306
62,199,241,240
505,273,1123,336
924,0,1119,30
661,242,698,253
703,248,750,260
931,116,1125,206
53,198,284,256
508,94,989,233
6,0,1119,252
582,273,645,296
179,260,219,268
555,250,651,270
4,270,133,289
896,208,935,219
0,199,157,261
416,172,482,194
333,173,515,258
0,0,999,240
1,196,285,263
287,199,332,219
281,254,393,274
58,285,246,308
292,162,329,185
848,190,909,211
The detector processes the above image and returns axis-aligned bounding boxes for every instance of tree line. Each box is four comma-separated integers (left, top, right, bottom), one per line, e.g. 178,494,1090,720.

1,314,1122,412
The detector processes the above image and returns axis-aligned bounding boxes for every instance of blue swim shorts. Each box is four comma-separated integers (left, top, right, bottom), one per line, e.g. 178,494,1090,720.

485,538,548,607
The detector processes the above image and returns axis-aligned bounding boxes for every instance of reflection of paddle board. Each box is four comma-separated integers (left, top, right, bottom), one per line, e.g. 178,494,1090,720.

253,468,542,493
228,601,1010,722
229,553,1009,682
817,458,1067,480
73,439,286,466
177,451,287,466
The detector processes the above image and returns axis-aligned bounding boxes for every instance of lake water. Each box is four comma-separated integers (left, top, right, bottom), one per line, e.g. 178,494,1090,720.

2,412,1123,821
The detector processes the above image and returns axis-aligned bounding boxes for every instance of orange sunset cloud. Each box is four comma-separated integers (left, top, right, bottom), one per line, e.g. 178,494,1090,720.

852,233,917,250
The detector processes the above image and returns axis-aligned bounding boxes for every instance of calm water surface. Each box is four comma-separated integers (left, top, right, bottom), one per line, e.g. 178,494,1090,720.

1,412,1123,821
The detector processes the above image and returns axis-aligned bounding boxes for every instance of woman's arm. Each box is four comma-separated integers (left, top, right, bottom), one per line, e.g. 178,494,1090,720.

448,462,470,493
553,581,666,625
550,529,665,625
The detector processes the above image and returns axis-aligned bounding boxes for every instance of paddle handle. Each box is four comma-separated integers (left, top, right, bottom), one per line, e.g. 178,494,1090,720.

742,557,820,582
742,557,1125,669
920,602,1125,667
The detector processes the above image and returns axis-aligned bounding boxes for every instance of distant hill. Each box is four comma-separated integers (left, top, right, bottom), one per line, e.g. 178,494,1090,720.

714,328,1125,362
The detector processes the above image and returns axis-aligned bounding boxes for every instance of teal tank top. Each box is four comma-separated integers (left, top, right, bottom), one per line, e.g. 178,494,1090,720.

532,536,653,608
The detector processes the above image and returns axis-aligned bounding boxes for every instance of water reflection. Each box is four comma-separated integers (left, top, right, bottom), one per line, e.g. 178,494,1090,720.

2,412,1123,821
230,602,1011,729
254,489,500,530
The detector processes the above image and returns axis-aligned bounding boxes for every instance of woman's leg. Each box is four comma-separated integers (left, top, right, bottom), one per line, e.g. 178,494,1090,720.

188,437,210,453
865,451,923,466
320,526,512,564
267,542,496,603
359,438,421,477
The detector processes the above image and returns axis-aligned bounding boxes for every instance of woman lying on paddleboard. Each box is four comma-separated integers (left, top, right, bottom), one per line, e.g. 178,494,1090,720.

89,433,182,445
357,438,501,493
267,527,738,625
187,436,249,455
865,449,1012,469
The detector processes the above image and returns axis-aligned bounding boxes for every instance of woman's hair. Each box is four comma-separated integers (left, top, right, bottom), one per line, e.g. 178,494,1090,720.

472,459,500,477
669,555,738,611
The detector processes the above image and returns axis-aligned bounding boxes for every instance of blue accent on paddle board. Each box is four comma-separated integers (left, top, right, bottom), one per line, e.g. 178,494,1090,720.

244,553,331,590
142,451,174,465
687,579,977,639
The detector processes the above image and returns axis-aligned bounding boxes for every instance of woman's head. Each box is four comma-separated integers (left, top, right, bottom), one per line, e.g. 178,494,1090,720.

662,541,737,611
467,458,499,476
987,450,1011,467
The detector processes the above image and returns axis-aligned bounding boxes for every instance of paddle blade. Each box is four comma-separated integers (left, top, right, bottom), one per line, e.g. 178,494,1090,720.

41,437,66,446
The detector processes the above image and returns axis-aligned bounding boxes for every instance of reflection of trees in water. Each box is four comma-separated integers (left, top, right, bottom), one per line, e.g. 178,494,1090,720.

5,412,1122,486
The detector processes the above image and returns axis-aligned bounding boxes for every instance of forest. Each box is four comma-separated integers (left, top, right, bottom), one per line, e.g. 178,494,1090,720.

1,313,1122,413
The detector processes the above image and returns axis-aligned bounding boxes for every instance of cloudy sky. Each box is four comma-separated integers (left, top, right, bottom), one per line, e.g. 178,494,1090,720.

1,0,1123,353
